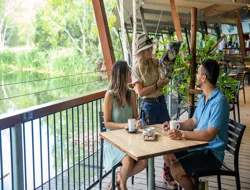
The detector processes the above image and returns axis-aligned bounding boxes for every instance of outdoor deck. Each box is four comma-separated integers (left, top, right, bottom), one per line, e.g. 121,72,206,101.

93,86,250,190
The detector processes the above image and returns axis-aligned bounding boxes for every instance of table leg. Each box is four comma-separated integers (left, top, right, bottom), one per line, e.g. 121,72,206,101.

148,157,155,190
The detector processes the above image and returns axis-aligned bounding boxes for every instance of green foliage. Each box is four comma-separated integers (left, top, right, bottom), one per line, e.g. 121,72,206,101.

157,34,238,103
198,35,238,100
157,35,192,103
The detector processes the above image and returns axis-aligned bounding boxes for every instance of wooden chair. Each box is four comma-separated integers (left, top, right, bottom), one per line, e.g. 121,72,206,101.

236,71,247,104
179,119,246,190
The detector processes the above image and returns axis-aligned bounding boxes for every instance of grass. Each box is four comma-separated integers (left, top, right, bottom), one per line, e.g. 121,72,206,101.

0,48,98,76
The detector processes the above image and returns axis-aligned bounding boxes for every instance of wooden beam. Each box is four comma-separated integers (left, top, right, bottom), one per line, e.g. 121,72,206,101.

143,8,237,25
236,10,246,57
139,7,147,34
183,0,248,6
169,0,183,40
92,0,115,80
143,3,191,14
189,7,198,117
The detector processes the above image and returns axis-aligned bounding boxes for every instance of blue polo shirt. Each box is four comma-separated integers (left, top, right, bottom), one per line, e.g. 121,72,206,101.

191,87,229,163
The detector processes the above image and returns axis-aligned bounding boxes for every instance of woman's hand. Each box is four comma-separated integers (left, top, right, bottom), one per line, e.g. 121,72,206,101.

157,78,169,89
162,121,170,131
136,120,142,129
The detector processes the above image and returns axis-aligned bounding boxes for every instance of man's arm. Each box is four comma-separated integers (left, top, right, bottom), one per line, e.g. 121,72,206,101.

179,117,198,131
168,125,219,141
181,127,219,141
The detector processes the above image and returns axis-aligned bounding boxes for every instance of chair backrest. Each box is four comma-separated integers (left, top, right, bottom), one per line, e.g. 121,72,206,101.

236,71,246,83
226,81,240,103
226,119,246,172
99,111,106,132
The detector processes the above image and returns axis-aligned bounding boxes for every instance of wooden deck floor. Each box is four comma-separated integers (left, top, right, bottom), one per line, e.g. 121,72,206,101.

94,86,250,190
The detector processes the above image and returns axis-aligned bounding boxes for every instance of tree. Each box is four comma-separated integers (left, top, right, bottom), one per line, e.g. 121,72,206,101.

0,0,20,49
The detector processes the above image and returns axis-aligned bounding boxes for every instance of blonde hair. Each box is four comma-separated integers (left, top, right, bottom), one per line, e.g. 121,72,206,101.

136,51,158,82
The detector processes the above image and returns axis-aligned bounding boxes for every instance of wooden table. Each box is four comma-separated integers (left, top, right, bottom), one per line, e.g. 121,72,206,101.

232,65,246,69
99,124,208,190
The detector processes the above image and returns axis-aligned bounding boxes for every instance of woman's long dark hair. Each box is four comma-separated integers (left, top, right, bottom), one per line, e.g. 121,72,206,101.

108,61,131,107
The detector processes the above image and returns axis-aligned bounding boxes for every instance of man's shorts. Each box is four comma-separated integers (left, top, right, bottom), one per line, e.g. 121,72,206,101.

174,149,222,176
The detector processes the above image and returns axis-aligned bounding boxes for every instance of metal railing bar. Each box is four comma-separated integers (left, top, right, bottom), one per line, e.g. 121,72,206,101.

91,102,95,183
39,118,44,190
31,120,36,189
72,108,75,190
85,169,112,190
46,116,51,190
53,114,57,190
66,109,70,190
0,131,3,190
96,100,99,180
10,127,14,189
77,106,80,190
23,123,27,190
82,104,86,190
87,104,90,186
60,111,63,190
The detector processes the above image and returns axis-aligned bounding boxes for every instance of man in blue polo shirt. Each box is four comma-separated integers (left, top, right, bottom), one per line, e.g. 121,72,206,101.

162,59,229,190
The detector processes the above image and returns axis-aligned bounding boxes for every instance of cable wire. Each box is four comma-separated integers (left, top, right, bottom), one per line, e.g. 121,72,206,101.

1,70,111,87
0,79,108,101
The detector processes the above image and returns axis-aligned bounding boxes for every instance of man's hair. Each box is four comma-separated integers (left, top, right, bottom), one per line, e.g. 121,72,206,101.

201,59,220,85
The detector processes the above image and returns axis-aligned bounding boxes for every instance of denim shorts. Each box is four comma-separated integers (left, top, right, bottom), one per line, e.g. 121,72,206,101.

140,97,170,127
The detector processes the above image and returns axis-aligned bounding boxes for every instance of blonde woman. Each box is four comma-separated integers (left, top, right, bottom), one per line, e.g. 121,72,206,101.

103,61,148,190
132,34,177,189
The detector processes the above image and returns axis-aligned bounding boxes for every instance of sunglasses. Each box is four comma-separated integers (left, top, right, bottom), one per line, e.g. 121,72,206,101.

138,38,153,49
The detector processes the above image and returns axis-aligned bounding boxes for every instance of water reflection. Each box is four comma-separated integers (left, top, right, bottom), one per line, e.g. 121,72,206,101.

0,71,108,114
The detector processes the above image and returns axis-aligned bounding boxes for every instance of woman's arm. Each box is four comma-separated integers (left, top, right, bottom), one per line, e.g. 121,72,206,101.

134,78,169,97
103,92,128,129
134,82,156,97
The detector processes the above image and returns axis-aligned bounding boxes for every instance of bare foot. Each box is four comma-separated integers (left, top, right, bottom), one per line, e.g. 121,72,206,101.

116,171,121,185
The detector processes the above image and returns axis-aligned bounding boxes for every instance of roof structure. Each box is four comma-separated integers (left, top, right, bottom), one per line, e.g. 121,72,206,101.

114,0,250,34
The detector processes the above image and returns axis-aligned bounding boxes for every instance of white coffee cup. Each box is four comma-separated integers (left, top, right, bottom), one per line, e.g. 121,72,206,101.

170,120,180,130
128,118,136,131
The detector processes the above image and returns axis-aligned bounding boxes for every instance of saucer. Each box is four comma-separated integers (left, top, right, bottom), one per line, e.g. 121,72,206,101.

126,128,138,133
